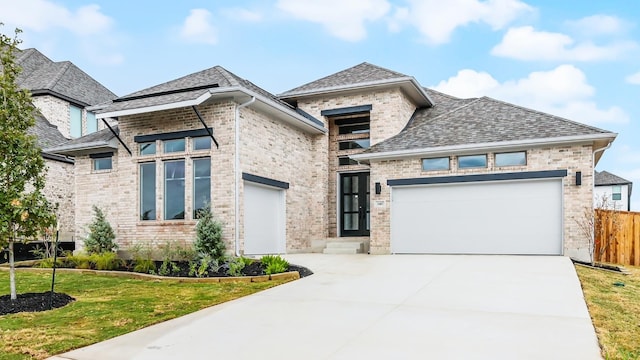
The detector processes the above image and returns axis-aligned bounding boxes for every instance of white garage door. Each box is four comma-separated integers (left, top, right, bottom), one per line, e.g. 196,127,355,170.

391,179,563,255
243,182,286,255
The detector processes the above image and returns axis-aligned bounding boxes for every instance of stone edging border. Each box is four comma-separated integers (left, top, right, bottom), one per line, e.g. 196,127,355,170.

0,261,300,283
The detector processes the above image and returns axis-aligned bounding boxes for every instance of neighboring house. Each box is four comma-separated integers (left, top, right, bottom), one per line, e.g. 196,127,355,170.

594,170,632,211
9,48,117,238
46,63,617,262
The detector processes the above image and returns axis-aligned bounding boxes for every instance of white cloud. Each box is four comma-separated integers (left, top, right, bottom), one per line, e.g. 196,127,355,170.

179,9,218,45
626,72,640,85
566,15,630,36
433,65,629,125
492,26,637,61
221,8,263,22
390,0,534,44
276,0,391,41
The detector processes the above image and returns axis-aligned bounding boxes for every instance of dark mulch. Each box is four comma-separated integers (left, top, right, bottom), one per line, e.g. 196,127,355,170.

0,292,75,316
138,260,313,278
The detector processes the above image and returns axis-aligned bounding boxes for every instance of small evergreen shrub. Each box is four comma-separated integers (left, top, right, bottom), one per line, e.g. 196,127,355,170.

227,257,246,277
194,206,225,261
261,255,289,275
84,206,117,254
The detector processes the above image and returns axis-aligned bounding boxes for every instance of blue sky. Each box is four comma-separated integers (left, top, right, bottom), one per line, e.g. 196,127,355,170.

2,0,640,209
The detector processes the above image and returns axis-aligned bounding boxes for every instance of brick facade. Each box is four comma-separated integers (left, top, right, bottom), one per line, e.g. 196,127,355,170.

32,95,71,138
43,158,75,240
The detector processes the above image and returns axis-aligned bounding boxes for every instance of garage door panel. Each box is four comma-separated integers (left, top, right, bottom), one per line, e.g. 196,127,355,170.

244,183,286,255
391,179,562,255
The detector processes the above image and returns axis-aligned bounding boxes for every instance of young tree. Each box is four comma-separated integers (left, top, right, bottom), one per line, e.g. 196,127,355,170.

84,205,117,254
0,26,56,300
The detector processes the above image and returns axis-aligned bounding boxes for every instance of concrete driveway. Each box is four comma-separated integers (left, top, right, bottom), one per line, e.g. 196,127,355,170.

50,255,601,360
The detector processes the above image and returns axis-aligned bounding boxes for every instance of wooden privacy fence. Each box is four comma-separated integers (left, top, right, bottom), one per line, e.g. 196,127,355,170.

595,209,640,266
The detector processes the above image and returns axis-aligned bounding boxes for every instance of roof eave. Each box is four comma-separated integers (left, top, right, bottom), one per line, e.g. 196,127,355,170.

96,92,213,119
44,140,117,156
352,133,618,162
279,77,434,107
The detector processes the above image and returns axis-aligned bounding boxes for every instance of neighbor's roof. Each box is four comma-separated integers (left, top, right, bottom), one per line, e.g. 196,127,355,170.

595,171,632,186
278,62,433,107
97,65,326,133
15,48,117,106
353,94,616,161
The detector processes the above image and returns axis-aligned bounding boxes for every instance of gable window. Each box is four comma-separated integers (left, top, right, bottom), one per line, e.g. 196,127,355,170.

458,154,487,169
140,163,156,221
164,139,185,153
70,105,82,138
495,151,526,167
139,142,156,156
164,160,185,220
422,157,450,171
193,158,211,218
86,112,97,134
93,157,112,170
612,186,622,201
193,136,212,151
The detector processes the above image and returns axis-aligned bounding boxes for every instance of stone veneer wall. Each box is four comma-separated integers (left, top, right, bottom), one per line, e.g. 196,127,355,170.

295,88,418,237
43,158,75,240
239,106,323,252
369,145,594,261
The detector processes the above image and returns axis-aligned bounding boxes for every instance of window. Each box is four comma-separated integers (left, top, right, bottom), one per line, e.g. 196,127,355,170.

139,142,156,156
458,154,487,169
164,139,185,153
192,136,211,151
140,163,156,221
612,186,622,201
86,112,97,134
93,157,112,170
422,157,450,171
339,139,370,150
193,158,211,218
70,105,82,138
338,123,370,135
339,157,358,166
495,151,526,167
164,160,185,220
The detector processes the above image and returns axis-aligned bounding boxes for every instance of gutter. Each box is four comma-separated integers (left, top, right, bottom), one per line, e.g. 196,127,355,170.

234,96,256,256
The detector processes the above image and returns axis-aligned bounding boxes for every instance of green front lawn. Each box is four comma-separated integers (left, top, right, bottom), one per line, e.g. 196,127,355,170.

0,270,289,359
576,264,640,360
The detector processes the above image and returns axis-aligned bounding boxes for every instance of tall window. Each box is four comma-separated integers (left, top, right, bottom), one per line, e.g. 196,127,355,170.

70,105,82,138
86,112,97,134
193,158,211,218
336,116,370,167
164,160,185,220
140,163,156,220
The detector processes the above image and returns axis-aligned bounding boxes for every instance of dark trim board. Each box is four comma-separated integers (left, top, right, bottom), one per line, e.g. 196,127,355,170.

114,83,219,102
387,170,568,186
89,152,114,159
42,152,74,164
134,128,213,143
321,104,372,117
242,173,289,189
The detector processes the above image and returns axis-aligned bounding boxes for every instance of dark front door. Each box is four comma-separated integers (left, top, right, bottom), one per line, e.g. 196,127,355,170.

340,172,370,236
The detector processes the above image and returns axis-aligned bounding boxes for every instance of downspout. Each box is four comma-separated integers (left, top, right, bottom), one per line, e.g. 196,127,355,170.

235,96,256,256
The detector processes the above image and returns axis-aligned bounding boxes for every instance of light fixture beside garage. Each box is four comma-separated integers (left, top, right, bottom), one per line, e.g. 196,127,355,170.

375,182,381,194
576,171,582,186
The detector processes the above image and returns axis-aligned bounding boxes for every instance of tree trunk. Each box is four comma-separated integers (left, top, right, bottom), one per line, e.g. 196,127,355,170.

9,240,17,300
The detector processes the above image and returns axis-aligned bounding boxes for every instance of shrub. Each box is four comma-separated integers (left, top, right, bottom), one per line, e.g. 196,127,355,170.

194,205,225,261
84,206,117,254
261,255,289,275
91,252,122,270
227,257,246,277
129,243,156,274
133,259,156,274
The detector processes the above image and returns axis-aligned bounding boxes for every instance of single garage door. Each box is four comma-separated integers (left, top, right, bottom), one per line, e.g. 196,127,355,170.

391,179,562,255
243,182,286,255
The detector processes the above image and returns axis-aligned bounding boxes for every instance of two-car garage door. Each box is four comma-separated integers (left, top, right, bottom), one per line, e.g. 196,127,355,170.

390,179,563,255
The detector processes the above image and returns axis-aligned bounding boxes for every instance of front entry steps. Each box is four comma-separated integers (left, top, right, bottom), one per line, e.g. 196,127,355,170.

311,238,369,254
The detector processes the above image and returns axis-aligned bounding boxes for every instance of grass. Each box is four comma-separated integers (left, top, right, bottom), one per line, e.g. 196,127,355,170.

576,264,640,360
0,270,289,360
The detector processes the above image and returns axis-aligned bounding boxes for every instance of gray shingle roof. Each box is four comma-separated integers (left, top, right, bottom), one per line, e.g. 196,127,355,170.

279,62,409,96
367,95,613,154
100,65,299,115
53,125,117,147
595,171,632,186
28,114,69,149
15,48,117,106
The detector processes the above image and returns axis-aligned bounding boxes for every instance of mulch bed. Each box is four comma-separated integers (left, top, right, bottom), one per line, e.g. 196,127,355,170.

0,292,75,316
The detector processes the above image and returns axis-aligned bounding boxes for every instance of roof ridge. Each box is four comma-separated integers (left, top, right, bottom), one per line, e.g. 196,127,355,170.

46,61,72,90
213,65,241,86
479,96,612,134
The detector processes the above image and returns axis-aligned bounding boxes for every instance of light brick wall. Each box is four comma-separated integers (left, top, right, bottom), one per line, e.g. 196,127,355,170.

369,145,594,260
32,95,70,138
296,88,418,237
239,106,323,252
43,159,75,240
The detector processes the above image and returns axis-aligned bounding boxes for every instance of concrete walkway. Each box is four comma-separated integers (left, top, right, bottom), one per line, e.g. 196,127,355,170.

49,255,602,360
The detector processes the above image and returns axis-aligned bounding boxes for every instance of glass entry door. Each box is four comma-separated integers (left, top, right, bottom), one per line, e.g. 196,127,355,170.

340,172,370,236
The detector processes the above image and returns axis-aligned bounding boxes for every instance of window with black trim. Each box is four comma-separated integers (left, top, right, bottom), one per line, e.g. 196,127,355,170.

164,139,185,153
339,157,358,166
164,160,185,220
422,157,450,171
140,162,156,221
192,136,211,151
93,157,112,170
193,158,211,218
495,151,526,167
339,139,370,150
336,116,370,167
458,154,487,169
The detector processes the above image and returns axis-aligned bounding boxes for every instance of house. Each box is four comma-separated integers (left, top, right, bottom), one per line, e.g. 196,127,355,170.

45,63,617,262
13,48,117,238
594,171,632,211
